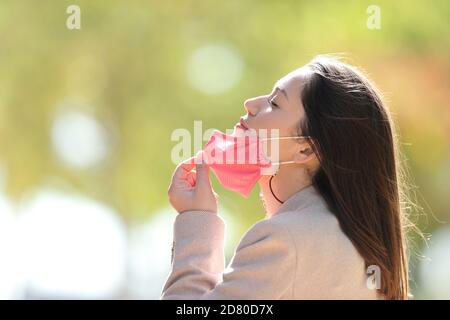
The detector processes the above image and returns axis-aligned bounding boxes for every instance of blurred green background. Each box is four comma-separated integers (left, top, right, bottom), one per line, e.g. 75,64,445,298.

0,0,449,299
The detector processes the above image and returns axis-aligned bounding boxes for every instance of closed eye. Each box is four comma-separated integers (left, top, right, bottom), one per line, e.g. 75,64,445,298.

269,98,279,108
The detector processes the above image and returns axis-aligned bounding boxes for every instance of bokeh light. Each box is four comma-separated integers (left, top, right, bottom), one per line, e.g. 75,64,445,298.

17,189,127,298
51,110,110,169
0,185,23,299
187,43,244,95
419,227,450,299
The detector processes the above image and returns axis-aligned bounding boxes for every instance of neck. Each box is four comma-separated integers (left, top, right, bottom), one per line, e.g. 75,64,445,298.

258,165,312,217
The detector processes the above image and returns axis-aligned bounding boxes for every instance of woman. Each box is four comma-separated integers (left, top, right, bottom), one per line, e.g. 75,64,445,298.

161,55,414,300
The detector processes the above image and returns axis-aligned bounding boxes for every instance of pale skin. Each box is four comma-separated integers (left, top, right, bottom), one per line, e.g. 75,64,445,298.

168,66,320,217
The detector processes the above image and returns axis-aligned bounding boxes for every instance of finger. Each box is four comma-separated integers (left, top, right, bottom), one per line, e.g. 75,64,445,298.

195,152,211,189
172,157,196,181
194,150,211,188
186,171,196,187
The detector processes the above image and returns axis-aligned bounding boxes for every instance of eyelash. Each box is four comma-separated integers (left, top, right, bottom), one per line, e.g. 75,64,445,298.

269,98,279,108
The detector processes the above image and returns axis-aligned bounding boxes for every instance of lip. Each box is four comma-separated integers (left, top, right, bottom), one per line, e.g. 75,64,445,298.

239,118,249,130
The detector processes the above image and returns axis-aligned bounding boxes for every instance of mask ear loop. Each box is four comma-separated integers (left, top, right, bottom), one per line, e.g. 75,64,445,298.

260,135,312,171
262,135,312,205
259,135,312,141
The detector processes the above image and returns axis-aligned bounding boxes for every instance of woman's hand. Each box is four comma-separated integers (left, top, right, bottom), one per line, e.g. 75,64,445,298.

168,151,218,214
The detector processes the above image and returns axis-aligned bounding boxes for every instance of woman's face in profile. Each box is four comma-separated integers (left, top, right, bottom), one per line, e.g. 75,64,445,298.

241,67,310,159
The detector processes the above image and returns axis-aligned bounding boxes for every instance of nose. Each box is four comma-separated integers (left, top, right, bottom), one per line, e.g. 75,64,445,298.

244,97,260,116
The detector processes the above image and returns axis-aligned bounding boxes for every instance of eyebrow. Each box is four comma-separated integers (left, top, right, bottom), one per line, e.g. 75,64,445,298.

273,84,289,101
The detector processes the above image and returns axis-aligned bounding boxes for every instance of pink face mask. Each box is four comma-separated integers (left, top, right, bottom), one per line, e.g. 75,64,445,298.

200,129,310,198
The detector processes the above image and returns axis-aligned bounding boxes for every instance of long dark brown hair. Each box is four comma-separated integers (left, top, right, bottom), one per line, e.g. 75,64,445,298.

298,55,416,299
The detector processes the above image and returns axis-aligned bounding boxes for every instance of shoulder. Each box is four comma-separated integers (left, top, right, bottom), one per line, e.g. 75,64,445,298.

269,205,364,268
239,204,340,249
268,204,357,257
272,205,341,237
236,216,294,253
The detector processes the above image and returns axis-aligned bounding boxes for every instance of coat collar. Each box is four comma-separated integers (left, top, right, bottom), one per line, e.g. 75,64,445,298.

271,184,328,217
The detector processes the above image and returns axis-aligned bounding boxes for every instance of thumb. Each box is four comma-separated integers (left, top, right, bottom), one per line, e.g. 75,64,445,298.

195,151,211,189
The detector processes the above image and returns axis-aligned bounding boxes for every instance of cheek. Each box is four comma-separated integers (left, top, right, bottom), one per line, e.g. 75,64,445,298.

253,111,286,131
250,106,298,137
262,140,291,161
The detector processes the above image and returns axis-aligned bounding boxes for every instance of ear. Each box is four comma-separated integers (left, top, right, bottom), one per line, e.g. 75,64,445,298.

293,143,316,164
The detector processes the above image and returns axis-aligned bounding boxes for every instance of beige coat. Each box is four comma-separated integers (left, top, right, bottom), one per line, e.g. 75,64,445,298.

160,185,383,299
